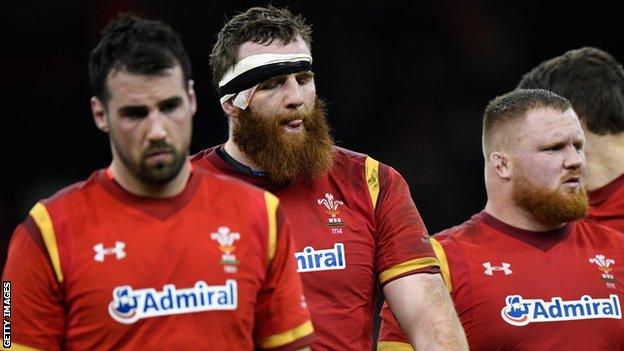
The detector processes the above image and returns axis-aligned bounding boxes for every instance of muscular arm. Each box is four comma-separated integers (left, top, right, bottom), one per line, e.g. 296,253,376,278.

383,273,468,351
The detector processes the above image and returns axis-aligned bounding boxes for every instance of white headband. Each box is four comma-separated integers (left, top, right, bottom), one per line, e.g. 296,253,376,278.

218,53,313,109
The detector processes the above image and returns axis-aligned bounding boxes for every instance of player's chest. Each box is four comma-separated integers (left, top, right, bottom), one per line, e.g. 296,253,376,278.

459,243,624,346
60,213,265,325
463,243,624,298
278,189,376,276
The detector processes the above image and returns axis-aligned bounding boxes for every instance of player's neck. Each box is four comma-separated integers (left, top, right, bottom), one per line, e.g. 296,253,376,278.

584,131,624,191
484,200,566,232
223,138,263,172
109,160,192,198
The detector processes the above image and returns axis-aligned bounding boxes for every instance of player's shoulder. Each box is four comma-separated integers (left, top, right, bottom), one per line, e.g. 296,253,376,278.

435,212,488,244
40,170,103,207
194,167,271,199
331,147,369,174
333,146,368,161
332,146,396,178
575,218,624,243
189,146,218,164
333,146,388,166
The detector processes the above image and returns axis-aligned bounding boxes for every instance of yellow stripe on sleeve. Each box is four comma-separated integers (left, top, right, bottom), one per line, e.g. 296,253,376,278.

264,192,280,262
377,341,414,351
258,320,314,349
379,257,439,285
1,342,46,351
29,202,63,284
430,237,452,292
365,156,380,209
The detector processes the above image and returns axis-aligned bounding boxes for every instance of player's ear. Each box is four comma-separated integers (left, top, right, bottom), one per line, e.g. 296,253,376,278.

490,152,512,180
187,79,197,116
91,96,109,133
222,99,241,119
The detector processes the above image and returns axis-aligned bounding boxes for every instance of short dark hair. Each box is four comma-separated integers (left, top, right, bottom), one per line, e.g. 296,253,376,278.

483,89,572,156
517,47,624,135
210,6,312,89
88,14,192,103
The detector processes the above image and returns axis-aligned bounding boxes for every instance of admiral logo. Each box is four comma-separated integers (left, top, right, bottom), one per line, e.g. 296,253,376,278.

295,243,346,272
108,280,237,324
501,294,622,326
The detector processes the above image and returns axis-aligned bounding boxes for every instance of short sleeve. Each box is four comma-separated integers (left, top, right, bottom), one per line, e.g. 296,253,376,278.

374,164,440,285
254,195,315,350
2,218,65,351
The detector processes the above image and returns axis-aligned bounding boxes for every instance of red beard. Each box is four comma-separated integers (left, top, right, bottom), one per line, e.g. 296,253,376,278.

232,98,334,185
512,170,589,226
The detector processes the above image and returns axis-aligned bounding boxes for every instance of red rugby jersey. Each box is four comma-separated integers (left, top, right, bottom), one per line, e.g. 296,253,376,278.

589,172,624,233
191,146,439,351
2,168,313,351
378,211,624,350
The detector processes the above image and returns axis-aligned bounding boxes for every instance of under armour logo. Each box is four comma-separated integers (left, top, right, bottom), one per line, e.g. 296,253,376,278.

94,241,126,262
482,261,512,276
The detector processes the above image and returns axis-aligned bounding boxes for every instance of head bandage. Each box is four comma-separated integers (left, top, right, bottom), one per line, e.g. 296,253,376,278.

218,53,313,109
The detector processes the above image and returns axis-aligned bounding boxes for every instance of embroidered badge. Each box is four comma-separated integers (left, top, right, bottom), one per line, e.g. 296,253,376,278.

211,226,240,273
589,254,616,289
317,193,345,233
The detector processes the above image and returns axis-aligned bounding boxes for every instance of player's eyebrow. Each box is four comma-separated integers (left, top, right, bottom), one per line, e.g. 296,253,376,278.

118,105,149,118
258,75,286,88
158,96,183,111
258,71,315,89
295,71,314,79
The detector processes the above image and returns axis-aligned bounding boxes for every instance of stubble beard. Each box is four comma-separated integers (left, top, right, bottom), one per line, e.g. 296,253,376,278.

232,98,335,185
111,132,189,186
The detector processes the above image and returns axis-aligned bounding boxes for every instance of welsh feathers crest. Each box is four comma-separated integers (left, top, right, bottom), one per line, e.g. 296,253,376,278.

590,254,616,289
211,226,240,273
317,193,345,228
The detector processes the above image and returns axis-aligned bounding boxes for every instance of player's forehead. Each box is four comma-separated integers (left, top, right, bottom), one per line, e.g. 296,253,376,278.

520,107,584,144
236,36,311,62
106,66,185,106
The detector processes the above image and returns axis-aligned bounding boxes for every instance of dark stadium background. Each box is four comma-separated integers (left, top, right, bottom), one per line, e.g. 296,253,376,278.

1,0,621,319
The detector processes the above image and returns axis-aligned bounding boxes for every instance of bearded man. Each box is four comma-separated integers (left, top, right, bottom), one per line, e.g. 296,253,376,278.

191,5,467,351
518,47,624,233
2,14,314,351
377,89,624,350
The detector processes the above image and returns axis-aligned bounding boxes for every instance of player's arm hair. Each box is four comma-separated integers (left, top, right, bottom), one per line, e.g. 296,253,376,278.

383,273,468,351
